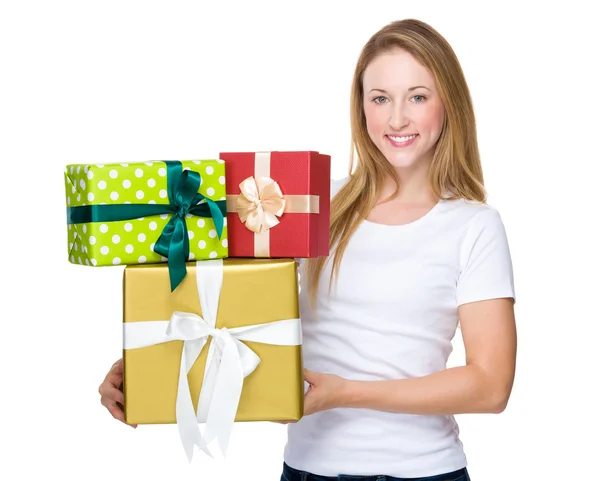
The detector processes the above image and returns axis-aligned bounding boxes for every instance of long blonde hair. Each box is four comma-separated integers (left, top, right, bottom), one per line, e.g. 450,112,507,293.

304,18,487,309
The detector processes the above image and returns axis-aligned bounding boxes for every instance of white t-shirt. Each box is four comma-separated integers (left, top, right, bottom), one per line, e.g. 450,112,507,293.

283,176,516,477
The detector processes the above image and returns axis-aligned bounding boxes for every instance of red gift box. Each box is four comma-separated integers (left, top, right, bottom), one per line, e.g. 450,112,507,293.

220,151,330,258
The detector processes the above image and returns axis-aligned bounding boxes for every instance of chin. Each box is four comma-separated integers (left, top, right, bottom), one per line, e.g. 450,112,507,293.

385,153,420,169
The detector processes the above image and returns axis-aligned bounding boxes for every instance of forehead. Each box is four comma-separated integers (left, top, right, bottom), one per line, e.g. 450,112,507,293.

362,48,435,91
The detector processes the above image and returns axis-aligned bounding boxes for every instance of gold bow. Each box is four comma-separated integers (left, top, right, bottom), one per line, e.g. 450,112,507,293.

236,176,286,234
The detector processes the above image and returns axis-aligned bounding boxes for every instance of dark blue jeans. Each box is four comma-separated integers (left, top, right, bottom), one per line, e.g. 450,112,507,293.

281,462,471,481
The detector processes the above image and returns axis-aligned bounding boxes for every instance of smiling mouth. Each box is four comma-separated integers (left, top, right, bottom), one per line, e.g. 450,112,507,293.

387,134,417,142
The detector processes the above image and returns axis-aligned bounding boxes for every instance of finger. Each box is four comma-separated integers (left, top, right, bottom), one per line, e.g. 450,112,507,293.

107,401,126,423
102,384,125,404
111,358,123,374
113,389,125,406
104,369,124,390
103,360,123,386
99,382,125,405
303,368,318,384
303,393,314,416
99,378,119,397
105,399,137,428
108,387,125,405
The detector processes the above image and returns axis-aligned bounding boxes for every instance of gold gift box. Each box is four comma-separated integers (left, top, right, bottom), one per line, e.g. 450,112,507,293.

123,258,304,425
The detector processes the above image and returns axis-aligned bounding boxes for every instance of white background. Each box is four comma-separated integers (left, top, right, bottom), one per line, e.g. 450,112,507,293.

1,1,598,480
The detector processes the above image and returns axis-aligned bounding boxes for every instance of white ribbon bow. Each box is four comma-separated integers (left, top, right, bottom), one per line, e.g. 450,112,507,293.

123,259,302,462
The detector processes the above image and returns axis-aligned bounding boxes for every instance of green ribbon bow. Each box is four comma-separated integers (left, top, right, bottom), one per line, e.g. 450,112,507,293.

67,161,226,291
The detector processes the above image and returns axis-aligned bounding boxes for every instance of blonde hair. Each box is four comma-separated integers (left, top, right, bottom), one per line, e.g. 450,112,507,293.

304,18,487,309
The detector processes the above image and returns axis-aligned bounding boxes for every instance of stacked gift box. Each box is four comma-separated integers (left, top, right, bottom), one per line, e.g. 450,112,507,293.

64,151,331,461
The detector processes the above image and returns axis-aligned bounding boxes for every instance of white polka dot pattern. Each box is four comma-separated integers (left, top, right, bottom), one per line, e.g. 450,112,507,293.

64,160,228,266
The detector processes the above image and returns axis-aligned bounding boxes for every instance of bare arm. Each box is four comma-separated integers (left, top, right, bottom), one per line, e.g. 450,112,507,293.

302,297,517,416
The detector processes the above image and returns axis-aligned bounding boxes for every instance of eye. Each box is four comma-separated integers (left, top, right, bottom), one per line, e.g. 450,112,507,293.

411,95,426,103
372,96,388,104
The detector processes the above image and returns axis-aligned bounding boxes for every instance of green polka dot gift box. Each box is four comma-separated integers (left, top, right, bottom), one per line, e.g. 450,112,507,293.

64,160,228,291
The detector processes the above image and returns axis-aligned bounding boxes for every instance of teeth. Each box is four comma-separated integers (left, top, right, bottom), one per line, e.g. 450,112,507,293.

389,134,416,142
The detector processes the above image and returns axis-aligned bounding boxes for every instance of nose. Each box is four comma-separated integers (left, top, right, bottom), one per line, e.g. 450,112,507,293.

388,103,409,131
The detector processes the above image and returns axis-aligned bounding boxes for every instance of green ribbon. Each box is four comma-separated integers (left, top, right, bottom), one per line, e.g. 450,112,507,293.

67,161,226,291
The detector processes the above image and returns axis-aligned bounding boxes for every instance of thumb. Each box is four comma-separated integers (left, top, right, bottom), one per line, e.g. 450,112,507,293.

304,368,319,384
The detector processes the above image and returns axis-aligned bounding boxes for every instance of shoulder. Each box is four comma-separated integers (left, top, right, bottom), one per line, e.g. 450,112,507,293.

443,197,506,231
462,200,506,233
451,200,512,262
439,198,511,256
454,199,516,304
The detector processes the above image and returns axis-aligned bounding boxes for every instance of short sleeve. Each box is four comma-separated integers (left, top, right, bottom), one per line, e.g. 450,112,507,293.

456,208,516,306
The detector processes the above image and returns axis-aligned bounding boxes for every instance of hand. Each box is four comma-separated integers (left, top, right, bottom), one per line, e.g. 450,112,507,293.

98,358,137,428
303,368,351,416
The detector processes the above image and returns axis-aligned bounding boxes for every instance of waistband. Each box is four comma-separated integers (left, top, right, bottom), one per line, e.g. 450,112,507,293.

282,462,469,481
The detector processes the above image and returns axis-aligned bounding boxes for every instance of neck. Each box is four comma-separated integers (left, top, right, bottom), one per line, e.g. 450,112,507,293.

380,159,436,206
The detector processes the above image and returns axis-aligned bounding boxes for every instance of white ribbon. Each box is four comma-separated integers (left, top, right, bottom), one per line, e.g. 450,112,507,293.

123,259,302,462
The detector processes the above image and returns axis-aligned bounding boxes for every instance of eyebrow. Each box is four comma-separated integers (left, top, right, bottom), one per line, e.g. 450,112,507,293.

369,86,432,93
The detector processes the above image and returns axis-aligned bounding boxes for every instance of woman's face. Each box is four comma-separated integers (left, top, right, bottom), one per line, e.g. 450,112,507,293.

362,48,445,172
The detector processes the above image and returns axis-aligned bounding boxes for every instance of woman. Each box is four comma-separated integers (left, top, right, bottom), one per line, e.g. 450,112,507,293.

99,19,516,481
